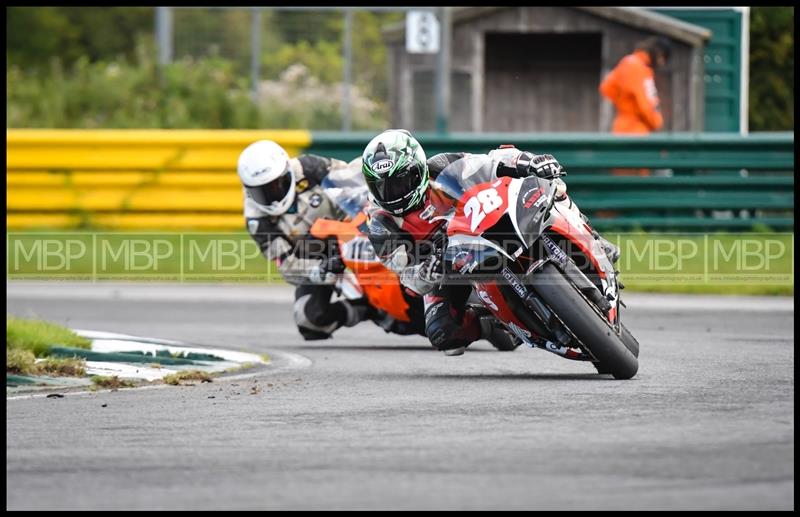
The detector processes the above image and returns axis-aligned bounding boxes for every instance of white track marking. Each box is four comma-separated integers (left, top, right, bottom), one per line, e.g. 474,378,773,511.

6,349,311,401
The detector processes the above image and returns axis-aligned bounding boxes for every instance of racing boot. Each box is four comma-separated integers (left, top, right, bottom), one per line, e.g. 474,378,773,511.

342,298,375,328
298,327,334,341
443,346,467,356
373,311,426,336
473,306,522,351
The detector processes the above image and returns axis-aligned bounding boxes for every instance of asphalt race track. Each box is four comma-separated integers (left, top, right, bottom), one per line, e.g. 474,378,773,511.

6,282,794,510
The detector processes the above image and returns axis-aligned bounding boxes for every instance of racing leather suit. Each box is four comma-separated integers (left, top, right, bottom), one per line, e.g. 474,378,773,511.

366,148,592,352
244,154,369,340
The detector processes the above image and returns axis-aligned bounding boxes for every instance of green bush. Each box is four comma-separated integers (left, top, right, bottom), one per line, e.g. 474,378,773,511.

7,7,154,69
749,6,794,131
257,63,387,130
7,37,388,130
7,38,254,129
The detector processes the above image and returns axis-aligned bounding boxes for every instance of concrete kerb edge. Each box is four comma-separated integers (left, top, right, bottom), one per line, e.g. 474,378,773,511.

5,329,303,399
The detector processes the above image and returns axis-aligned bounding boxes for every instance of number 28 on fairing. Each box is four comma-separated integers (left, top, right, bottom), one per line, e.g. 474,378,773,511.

450,178,512,236
464,188,503,232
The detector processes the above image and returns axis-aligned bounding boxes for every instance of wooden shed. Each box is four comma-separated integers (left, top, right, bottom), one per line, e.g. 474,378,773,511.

383,7,711,132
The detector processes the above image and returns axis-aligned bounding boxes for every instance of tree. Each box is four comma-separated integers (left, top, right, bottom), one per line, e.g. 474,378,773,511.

7,7,154,68
749,7,794,131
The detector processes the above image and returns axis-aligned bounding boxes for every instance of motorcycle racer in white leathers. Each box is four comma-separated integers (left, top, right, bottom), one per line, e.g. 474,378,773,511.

238,140,373,340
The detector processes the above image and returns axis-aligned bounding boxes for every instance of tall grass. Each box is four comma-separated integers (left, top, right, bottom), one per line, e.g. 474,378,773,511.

6,316,92,357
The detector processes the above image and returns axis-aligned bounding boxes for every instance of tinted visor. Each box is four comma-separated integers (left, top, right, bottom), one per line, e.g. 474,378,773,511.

246,167,292,206
367,163,423,207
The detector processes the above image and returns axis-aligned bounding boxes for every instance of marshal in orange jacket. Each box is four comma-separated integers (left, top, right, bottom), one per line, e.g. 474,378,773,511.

599,50,664,134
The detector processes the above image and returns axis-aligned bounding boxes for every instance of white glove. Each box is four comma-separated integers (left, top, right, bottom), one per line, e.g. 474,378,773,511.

394,250,444,296
399,266,431,295
419,253,443,285
387,246,410,273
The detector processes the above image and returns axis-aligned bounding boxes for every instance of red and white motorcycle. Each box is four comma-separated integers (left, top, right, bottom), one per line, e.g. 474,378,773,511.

433,157,640,379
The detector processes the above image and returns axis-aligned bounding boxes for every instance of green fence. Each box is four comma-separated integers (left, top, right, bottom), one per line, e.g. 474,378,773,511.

652,8,744,133
308,132,794,230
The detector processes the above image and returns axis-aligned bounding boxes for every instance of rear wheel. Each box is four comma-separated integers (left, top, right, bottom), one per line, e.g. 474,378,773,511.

528,263,638,379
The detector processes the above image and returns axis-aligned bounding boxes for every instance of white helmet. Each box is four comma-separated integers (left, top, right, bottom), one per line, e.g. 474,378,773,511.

237,140,296,216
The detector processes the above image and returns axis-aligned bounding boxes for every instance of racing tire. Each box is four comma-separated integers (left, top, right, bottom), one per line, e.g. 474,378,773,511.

529,263,638,380
620,322,640,358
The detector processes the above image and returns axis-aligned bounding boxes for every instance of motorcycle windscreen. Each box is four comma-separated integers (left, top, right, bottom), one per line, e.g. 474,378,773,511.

511,176,556,248
321,166,370,219
431,154,497,203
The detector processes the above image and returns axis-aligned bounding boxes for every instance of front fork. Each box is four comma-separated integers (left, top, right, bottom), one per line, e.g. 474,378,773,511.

493,268,593,362
502,246,625,363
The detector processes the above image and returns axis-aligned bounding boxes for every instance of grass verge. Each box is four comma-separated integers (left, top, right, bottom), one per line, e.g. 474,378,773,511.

7,348,38,375
6,318,89,377
7,316,92,357
162,370,213,385
37,357,87,377
90,375,137,389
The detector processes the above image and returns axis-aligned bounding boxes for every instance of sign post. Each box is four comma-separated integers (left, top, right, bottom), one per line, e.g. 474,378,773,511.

406,10,440,54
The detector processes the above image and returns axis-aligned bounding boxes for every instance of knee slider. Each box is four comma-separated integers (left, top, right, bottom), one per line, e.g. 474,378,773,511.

294,294,338,336
424,301,462,350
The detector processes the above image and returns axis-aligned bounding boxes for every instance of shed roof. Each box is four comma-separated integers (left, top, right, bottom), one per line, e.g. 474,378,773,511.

383,6,711,47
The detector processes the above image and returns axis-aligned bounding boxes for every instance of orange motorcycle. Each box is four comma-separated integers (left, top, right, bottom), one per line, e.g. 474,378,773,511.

310,210,425,335
311,165,425,336
311,163,520,349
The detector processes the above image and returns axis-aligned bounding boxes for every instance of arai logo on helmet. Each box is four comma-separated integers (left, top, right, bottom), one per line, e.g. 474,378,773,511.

372,159,394,173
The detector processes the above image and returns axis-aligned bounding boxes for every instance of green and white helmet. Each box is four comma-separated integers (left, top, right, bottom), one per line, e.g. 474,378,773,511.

362,129,429,216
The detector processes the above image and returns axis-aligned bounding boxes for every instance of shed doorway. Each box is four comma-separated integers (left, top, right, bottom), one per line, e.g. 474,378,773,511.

483,32,602,132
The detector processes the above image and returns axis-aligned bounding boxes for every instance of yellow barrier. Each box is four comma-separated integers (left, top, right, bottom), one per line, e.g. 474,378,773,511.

7,129,312,169
7,171,241,188
6,129,312,230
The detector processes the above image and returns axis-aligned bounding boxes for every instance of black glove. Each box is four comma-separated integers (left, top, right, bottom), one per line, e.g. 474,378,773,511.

516,152,566,179
308,240,345,284
325,254,346,275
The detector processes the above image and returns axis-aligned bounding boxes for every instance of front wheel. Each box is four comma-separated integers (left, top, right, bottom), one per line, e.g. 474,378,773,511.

620,323,640,358
529,263,638,379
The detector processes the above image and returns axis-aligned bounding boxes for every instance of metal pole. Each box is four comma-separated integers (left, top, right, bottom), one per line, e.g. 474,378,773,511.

342,10,353,132
435,7,451,134
155,7,173,66
739,6,750,135
251,8,262,104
